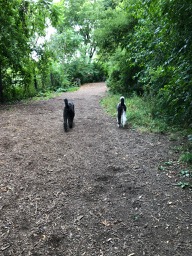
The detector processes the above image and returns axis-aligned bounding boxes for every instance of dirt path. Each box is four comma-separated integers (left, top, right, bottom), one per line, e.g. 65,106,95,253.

0,82,191,256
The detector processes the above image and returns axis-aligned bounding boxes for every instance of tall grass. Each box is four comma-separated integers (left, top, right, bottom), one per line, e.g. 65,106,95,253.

100,93,169,133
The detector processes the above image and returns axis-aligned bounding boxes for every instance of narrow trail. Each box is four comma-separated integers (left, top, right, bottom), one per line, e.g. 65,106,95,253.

0,83,191,255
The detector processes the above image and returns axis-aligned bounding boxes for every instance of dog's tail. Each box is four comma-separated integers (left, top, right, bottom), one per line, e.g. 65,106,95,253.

122,110,127,127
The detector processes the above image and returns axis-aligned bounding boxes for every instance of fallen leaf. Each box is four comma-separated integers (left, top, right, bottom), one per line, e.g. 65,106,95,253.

101,220,111,226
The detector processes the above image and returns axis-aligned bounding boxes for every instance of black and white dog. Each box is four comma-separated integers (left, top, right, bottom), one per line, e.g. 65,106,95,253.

117,96,127,128
63,98,75,132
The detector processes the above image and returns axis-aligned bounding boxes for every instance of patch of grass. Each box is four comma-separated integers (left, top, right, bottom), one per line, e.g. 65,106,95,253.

67,86,79,92
32,87,79,101
179,152,192,164
33,91,59,101
100,94,119,117
101,93,169,133
178,135,192,168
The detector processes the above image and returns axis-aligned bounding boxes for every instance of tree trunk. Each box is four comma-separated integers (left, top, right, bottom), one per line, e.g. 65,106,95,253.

34,73,38,90
50,73,54,88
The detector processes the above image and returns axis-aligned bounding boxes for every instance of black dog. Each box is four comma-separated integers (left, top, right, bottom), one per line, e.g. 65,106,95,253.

117,96,127,127
63,98,75,132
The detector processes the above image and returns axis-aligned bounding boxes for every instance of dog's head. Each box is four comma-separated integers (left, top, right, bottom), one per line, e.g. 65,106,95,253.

64,98,68,106
120,96,125,105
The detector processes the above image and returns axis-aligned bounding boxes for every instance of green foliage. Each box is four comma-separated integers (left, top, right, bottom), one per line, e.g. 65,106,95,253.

3,82,37,102
46,0,106,90
95,0,192,128
65,59,104,84
0,0,60,102
56,0,103,61
152,60,192,126
179,153,192,164
95,2,141,94
105,49,141,95
95,8,137,53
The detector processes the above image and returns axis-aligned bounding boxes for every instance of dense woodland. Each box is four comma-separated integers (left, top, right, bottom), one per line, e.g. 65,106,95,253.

0,0,192,127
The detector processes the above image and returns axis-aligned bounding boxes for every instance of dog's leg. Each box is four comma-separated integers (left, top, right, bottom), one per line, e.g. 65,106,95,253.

68,117,73,129
117,108,122,127
68,105,75,129
63,109,68,132
64,120,68,132
64,121,68,132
